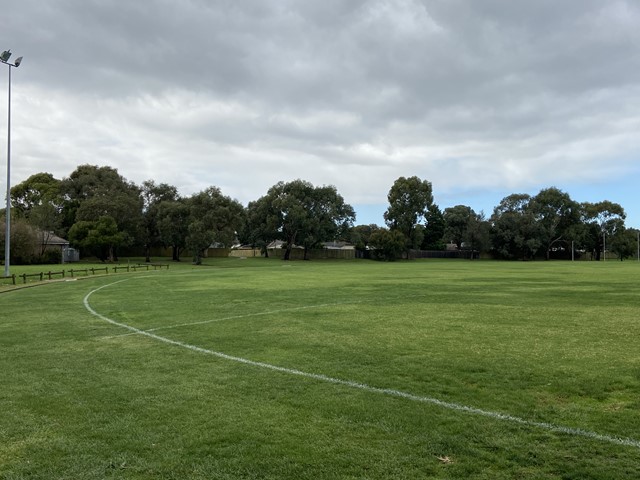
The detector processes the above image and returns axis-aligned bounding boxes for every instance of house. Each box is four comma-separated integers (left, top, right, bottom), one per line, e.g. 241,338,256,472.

39,231,79,262
322,241,355,250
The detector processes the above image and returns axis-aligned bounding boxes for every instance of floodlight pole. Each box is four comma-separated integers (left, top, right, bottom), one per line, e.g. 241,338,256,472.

1,50,22,278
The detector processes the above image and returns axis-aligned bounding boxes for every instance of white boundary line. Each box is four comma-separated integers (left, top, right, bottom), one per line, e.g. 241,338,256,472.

105,299,359,339
83,279,640,450
147,301,359,332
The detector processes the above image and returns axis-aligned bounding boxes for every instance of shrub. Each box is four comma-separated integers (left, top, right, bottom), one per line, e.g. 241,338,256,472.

39,249,62,265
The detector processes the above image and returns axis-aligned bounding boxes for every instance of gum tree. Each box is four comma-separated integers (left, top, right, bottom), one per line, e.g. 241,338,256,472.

384,176,433,257
255,180,355,260
186,187,245,265
529,187,581,260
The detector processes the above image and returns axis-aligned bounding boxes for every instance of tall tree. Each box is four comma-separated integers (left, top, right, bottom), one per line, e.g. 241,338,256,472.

242,195,280,257
61,165,143,258
298,184,355,260
11,173,64,252
186,187,245,265
443,205,473,249
610,227,637,261
269,180,314,260
141,180,179,262
581,201,626,260
421,204,446,250
384,176,433,257
490,194,541,260
529,187,581,260
156,199,190,261
256,180,355,260
11,172,63,219
465,211,490,257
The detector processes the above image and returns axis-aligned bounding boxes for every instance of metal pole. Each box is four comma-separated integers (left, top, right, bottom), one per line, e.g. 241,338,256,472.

3,65,10,278
571,240,574,261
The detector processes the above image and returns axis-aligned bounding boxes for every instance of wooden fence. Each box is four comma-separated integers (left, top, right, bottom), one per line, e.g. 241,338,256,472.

3,263,169,286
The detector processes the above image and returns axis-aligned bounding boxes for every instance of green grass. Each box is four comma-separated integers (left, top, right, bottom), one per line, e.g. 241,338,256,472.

2,258,640,479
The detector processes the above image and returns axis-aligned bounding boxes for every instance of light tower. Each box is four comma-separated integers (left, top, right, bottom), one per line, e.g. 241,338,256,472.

1,49,23,277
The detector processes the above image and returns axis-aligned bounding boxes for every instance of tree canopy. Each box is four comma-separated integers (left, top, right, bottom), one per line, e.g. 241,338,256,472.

5,165,637,264
245,180,355,260
384,176,434,256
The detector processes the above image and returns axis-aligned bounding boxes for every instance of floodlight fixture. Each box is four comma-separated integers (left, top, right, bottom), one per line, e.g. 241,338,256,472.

2,48,23,277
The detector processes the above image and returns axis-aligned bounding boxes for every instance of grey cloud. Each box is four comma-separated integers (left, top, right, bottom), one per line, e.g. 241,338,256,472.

3,0,640,225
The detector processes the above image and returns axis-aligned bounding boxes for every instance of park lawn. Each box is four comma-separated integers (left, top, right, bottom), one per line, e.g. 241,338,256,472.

1,258,639,479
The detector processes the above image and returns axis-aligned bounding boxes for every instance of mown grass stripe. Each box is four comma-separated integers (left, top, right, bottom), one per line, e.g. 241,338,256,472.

83,279,640,450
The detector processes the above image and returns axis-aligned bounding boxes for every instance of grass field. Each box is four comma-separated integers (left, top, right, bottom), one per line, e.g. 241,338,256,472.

1,258,640,479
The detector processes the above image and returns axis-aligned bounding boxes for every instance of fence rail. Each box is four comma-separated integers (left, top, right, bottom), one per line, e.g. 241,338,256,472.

2,263,169,286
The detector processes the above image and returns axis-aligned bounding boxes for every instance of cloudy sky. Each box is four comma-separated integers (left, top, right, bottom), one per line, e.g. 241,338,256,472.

3,0,640,227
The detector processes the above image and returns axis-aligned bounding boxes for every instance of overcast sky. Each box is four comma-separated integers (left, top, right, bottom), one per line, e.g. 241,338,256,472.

2,0,640,227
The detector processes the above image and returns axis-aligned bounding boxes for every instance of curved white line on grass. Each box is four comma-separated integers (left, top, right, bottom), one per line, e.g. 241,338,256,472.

147,302,360,333
84,280,640,450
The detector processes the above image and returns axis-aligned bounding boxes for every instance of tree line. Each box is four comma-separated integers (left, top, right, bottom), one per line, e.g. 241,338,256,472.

0,166,636,264
360,176,635,261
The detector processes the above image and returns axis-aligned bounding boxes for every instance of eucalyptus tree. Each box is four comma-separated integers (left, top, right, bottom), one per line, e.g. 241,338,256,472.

242,195,280,257
490,194,541,260
11,172,62,219
581,201,626,260
529,187,581,260
156,199,190,261
11,172,64,253
60,165,144,257
443,205,473,249
420,204,446,251
299,184,355,259
186,187,245,265
254,180,355,260
141,180,180,262
384,176,434,257
464,210,490,257
610,227,637,261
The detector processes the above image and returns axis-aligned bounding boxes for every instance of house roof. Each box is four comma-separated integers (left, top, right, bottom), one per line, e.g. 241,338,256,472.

322,241,355,250
39,231,69,245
